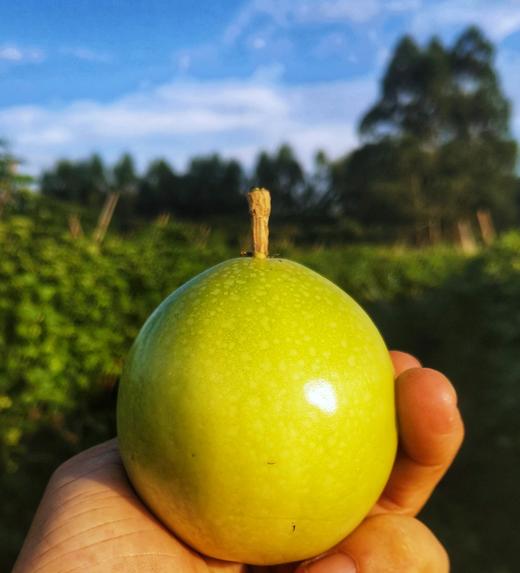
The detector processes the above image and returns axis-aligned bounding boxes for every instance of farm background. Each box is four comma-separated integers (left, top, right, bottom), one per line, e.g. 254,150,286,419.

1,5,520,572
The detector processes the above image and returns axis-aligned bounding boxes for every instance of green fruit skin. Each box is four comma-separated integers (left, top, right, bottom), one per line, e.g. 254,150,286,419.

117,257,397,565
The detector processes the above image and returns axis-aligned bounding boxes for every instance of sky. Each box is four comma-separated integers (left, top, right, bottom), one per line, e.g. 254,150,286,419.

1,0,520,175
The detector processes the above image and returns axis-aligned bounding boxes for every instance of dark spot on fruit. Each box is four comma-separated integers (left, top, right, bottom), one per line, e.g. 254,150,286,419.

292,523,296,532
191,453,196,458
267,461,276,465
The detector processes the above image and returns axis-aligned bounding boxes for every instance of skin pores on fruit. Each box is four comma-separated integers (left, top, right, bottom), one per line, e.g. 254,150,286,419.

117,257,397,565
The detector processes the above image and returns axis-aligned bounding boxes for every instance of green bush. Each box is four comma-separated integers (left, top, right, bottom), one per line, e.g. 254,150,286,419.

1,204,518,571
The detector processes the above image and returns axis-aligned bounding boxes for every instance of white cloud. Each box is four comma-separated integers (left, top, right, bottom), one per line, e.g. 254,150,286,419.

3,0,519,176
251,36,267,49
0,45,45,63
0,74,375,174
313,31,359,62
225,0,520,49
224,0,382,44
176,53,191,72
0,46,23,61
299,0,381,23
62,47,112,63
411,1,520,42
385,0,422,10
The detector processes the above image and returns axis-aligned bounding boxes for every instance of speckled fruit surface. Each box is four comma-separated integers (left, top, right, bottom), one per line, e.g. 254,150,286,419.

117,257,397,565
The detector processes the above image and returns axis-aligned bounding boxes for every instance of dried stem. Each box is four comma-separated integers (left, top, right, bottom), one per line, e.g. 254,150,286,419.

247,188,271,258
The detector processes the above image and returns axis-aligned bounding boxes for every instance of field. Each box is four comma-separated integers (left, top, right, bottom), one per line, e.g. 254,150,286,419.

1,196,519,571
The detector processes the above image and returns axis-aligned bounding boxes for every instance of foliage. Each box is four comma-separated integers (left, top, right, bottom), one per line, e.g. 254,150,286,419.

36,28,520,244
1,141,34,218
0,210,227,462
388,234,520,572
252,144,306,214
113,152,138,194
134,154,246,219
40,143,332,225
41,154,109,207
333,27,518,240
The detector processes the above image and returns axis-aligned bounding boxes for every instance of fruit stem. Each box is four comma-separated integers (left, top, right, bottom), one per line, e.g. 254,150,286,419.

247,188,271,259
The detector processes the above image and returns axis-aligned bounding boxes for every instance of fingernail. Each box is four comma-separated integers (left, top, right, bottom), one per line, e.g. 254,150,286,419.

299,552,356,573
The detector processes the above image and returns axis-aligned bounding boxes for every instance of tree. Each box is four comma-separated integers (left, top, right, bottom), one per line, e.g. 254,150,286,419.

0,140,15,216
0,139,11,188
136,159,180,217
135,154,247,219
182,154,244,217
253,144,305,215
299,150,335,216
0,140,33,216
88,154,108,197
360,35,454,146
336,26,518,241
41,154,109,207
112,153,138,194
440,27,517,226
111,153,139,226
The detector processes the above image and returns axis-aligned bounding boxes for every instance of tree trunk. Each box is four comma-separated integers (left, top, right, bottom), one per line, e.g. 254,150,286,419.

476,209,496,246
155,212,170,227
68,214,84,239
456,219,477,254
93,192,119,244
428,219,442,245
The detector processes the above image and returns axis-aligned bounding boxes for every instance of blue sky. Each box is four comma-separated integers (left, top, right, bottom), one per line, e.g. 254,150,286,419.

1,0,520,174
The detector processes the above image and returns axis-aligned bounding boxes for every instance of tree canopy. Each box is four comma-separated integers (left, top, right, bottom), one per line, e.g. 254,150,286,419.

334,26,518,241
36,26,519,243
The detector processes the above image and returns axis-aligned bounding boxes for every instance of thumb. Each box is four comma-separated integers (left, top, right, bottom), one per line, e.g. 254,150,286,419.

295,514,449,573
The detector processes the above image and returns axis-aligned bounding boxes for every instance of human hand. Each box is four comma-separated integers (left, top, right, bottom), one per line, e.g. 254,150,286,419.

13,351,463,573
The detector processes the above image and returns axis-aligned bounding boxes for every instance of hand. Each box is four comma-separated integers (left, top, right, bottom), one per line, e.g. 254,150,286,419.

13,352,464,573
